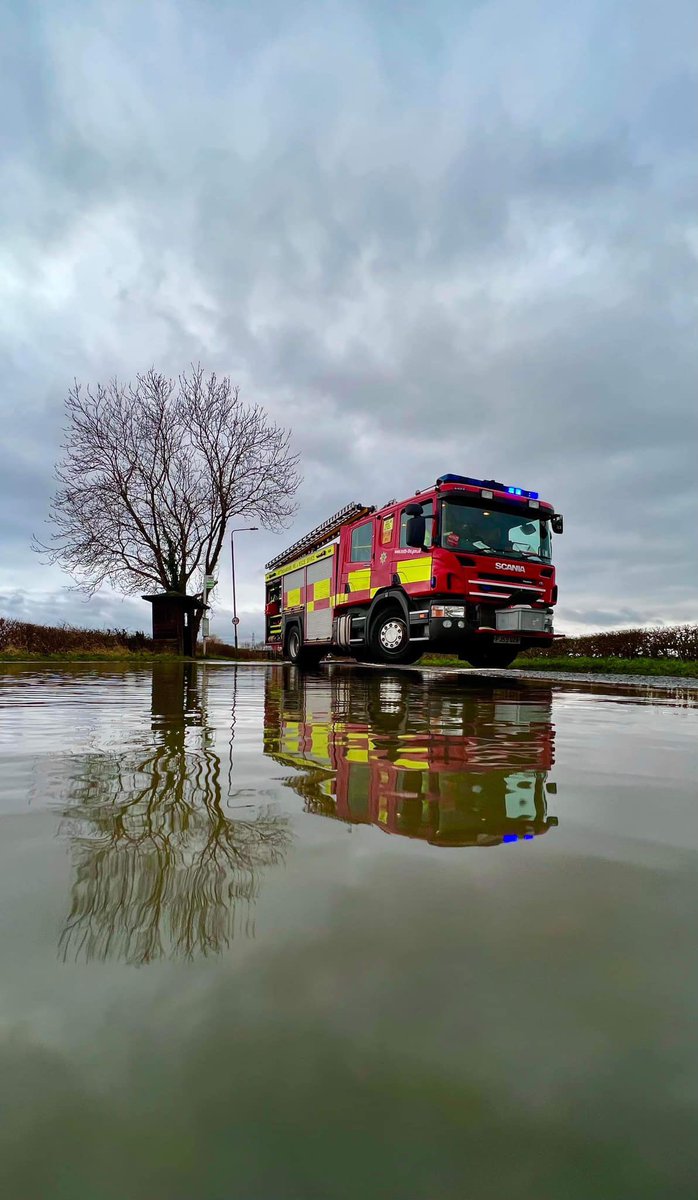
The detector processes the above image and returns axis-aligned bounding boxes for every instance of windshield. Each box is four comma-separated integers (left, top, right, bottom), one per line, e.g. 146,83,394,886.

440,500,551,562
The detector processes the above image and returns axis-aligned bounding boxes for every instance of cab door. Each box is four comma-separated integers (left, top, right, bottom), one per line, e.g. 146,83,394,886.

390,498,435,596
371,510,397,593
337,518,374,607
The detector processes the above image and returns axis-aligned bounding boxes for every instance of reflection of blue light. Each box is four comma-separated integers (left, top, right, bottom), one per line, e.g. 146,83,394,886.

524,834,534,840
503,834,517,843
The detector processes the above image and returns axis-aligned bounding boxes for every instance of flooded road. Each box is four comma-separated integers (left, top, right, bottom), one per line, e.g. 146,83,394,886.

1,662,698,1199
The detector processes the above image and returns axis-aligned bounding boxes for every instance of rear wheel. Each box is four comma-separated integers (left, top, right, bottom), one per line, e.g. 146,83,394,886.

368,608,424,666
464,641,520,668
286,625,324,669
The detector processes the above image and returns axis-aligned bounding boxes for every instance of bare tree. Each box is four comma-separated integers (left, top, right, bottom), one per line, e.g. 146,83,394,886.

37,365,301,614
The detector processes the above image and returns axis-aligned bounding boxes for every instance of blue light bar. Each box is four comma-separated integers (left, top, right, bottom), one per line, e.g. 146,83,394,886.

507,486,539,499
502,834,518,843
437,474,539,500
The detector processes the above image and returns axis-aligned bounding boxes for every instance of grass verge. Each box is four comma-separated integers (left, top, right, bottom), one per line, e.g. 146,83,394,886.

519,656,698,677
0,648,184,663
423,654,698,677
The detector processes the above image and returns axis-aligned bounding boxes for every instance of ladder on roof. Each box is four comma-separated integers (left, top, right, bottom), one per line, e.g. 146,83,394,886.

265,502,374,571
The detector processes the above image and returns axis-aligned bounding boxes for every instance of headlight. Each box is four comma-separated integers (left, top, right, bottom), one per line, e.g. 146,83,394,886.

431,604,465,618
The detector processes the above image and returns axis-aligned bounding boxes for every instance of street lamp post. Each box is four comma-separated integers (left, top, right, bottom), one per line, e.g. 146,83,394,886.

230,526,258,652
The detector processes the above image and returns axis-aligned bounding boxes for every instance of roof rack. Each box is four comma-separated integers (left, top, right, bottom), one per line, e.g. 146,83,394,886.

265,502,374,571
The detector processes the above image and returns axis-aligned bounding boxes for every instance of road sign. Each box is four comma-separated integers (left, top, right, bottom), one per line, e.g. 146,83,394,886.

231,617,240,626
204,575,216,591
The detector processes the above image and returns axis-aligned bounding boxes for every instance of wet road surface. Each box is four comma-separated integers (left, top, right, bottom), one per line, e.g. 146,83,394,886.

1,661,697,1199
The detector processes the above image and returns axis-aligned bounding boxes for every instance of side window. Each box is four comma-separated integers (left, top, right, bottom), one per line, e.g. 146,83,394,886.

399,500,433,549
350,521,373,562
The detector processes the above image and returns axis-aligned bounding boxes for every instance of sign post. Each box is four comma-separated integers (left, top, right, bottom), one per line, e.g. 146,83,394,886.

202,576,216,657
230,526,259,653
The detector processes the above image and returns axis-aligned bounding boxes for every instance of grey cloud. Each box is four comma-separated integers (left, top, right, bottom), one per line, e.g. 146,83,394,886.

0,588,150,632
1,0,696,633
562,607,682,629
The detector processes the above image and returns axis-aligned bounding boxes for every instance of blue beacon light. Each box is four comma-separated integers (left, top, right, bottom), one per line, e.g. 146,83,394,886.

507,486,539,499
503,834,518,843
436,475,539,500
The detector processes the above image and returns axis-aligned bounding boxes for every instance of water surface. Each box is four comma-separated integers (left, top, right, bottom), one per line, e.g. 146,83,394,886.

1,662,697,1199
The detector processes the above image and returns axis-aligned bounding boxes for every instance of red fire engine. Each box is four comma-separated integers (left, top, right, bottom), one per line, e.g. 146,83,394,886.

263,666,559,848
264,472,563,668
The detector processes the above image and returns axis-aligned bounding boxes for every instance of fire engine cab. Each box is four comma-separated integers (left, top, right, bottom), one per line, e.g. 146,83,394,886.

264,473,564,668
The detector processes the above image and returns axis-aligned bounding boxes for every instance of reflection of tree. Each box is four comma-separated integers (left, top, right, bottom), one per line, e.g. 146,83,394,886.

59,664,289,965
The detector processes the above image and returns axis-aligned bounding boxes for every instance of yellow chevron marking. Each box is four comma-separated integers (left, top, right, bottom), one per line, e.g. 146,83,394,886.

306,600,315,613
395,555,432,585
348,567,371,591
311,726,330,760
346,748,369,764
285,587,302,608
313,578,331,600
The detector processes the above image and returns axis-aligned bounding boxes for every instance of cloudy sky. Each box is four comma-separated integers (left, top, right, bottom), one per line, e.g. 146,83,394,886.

1,0,696,641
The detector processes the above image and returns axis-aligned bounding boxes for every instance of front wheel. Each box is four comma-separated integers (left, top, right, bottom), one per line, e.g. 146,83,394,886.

464,641,520,668
368,609,424,666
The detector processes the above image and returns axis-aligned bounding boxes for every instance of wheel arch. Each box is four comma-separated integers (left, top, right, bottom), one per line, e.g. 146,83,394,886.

282,613,303,653
366,587,410,642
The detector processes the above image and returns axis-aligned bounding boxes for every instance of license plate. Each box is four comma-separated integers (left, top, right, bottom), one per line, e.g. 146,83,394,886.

494,635,520,644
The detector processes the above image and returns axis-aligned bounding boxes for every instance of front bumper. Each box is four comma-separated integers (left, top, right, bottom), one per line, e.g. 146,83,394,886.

421,602,556,651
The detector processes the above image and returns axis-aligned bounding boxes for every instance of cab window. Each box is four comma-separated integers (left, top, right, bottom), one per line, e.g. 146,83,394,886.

350,521,373,562
399,500,433,548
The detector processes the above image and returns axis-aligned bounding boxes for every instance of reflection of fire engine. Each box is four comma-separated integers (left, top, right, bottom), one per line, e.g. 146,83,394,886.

264,666,559,847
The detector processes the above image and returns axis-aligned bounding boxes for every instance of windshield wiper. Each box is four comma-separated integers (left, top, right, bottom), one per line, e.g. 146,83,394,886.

469,546,545,562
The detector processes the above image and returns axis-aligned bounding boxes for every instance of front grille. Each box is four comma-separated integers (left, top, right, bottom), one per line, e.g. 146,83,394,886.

477,572,535,585
469,571,548,609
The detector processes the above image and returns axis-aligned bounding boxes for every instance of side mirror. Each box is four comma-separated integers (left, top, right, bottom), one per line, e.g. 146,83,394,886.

551,514,564,535
405,515,426,548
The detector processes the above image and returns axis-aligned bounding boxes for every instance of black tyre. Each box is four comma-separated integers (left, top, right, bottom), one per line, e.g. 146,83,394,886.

464,641,520,668
286,625,324,669
368,608,424,666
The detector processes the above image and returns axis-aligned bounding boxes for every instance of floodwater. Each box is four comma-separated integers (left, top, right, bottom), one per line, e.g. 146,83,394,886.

1,663,698,1200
